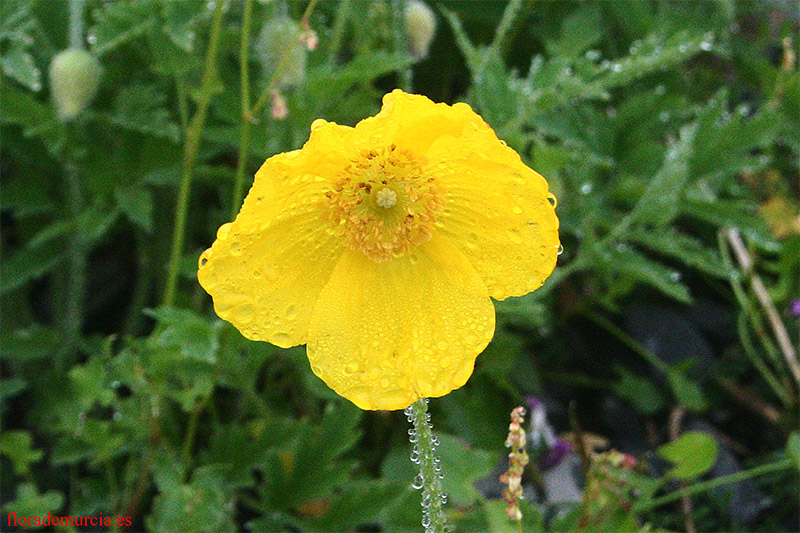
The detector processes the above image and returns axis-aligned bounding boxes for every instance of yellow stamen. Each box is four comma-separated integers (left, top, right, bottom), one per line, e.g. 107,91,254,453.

325,146,444,262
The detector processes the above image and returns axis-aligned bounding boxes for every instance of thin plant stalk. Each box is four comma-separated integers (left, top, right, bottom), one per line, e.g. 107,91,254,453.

325,0,352,67
725,228,800,386
392,0,413,92
163,0,225,308
405,398,448,533
230,0,255,219
635,458,793,512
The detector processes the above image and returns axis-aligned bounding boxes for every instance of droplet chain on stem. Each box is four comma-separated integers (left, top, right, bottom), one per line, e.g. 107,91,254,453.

405,398,448,533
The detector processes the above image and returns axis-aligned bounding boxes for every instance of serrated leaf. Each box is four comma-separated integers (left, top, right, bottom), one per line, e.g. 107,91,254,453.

114,184,154,232
0,244,65,295
627,229,728,278
144,307,222,364
110,84,180,141
2,482,64,517
307,51,414,98
89,0,156,56
628,124,696,227
146,464,237,533
1,41,41,91
692,90,779,182
599,245,692,303
658,431,718,480
437,433,497,507
306,480,407,531
682,197,778,250
548,4,601,58
0,431,44,475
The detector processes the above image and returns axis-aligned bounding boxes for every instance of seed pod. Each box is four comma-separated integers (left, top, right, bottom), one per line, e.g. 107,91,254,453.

405,0,436,59
49,48,102,120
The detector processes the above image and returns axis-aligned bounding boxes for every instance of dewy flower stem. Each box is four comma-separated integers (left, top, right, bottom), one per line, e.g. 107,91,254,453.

406,398,448,533
163,0,225,308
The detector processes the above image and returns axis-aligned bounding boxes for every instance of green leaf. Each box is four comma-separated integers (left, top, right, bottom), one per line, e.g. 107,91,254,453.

437,433,497,507
666,370,707,412
612,366,666,415
307,480,408,531
0,431,44,475
786,432,800,471
627,229,728,278
682,197,778,251
2,482,64,518
598,245,692,303
0,244,65,295
114,184,154,232
1,41,41,91
109,84,180,141
69,356,115,410
145,307,223,364
147,464,237,533
89,0,156,56
0,325,62,361
657,431,718,480
627,124,696,227
548,4,602,58
0,377,28,401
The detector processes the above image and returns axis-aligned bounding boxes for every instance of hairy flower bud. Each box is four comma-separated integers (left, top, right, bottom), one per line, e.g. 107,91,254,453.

405,0,436,59
48,48,102,120
255,17,307,88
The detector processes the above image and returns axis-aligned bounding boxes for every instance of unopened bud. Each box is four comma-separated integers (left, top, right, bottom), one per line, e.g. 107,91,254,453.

256,17,307,88
49,48,102,120
405,0,436,59
270,91,288,120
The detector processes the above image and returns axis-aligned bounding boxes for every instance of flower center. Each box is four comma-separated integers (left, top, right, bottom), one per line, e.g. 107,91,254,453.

325,145,444,262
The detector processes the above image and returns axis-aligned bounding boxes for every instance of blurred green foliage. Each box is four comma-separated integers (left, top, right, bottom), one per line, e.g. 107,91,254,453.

1,0,799,531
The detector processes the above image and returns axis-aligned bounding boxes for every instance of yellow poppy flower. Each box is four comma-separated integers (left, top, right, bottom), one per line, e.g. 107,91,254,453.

198,90,559,411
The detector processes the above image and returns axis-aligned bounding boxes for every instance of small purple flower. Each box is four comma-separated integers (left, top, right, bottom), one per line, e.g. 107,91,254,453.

789,298,800,318
541,438,572,469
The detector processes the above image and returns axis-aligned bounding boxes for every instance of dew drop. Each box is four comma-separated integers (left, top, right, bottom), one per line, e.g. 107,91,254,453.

547,194,557,208
506,229,523,244
670,271,682,282
556,244,564,256
655,84,666,95
511,204,523,214
412,474,424,489
659,111,670,123
436,340,449,350
235,304,254,323
87,32,97,44
285,304,298,320
229,241,242,256
272,332,290,345
700,41,712,51
580,182,593,194
466,232,478,248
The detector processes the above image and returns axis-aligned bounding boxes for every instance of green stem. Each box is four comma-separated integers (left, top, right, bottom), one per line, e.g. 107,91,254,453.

392,0,413,92
405,398,447,533
163,0,225,308
490,0,525,57
181,395,210,472
325,0,352,67
230,0,255,219
250,0,320,117
635,458,794,512
68,0,86,49
584,309,670,374
122,229,153,337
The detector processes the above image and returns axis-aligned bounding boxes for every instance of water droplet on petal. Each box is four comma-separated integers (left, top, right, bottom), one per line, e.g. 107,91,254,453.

506,229,523,244
272,332,290,345
285,304,298,320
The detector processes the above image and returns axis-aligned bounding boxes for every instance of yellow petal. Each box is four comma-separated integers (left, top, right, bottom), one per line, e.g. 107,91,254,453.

306,238,495,410
198,152,345,347
426,134,560,300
